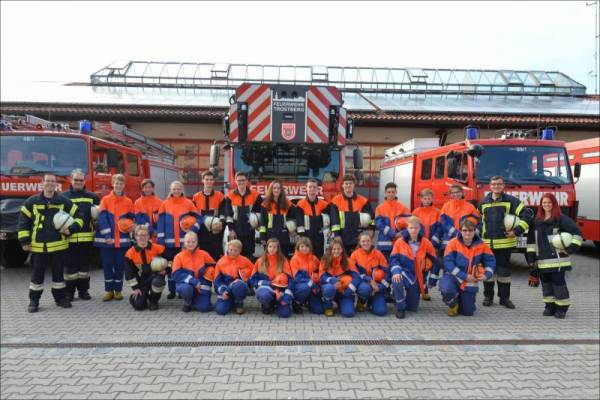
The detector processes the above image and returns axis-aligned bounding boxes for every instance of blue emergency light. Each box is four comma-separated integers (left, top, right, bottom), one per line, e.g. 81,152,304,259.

465,126,479,140
540,127,555,140
79,120,92,134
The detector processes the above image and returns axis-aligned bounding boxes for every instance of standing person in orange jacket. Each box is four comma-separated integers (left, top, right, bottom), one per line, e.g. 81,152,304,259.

259,180,295,257
157,180,202,299
350,233,390,316
214,240,254,315
172,231,217,313
250,238,294,318
192,170,226,261
224,171,263,260
134,179,162,238
389,216,440,319
330,174,375,255
412,188,442,301
439,184,481,251
124,225,166,311
94,174,135,302
289,237,323,314
319,237,362,317
374,182,411,260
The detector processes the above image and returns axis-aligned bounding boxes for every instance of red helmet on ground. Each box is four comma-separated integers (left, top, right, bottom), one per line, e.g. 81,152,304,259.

372,268,386,283
337,275,353,293
117,218,135,233
203,266,216,282
394,216,408,231
473,263,486,280
272,273,289,288
179,215,197,232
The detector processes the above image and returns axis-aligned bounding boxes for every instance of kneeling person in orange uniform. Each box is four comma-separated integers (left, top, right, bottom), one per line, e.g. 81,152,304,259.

214,240,254,315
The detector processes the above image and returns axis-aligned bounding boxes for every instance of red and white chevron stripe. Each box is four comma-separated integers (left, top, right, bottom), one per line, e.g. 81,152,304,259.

306,86,343,144
229,83,272,143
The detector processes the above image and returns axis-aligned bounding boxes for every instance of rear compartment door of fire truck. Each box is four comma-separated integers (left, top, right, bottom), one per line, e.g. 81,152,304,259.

378,159,414,209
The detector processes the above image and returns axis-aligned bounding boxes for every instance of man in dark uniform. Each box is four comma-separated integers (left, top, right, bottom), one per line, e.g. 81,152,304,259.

193,170,226,260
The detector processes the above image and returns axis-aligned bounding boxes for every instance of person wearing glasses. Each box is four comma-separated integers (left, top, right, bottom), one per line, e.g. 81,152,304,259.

62,169,100,301
433,219,496,317
478,176,533,309
224,171,263,260
439,184,480,252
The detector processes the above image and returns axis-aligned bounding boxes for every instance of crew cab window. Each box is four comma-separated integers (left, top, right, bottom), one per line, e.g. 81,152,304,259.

420,159,432,180
127,154,140,176
93,145,124,174
448,153,468,181
434,156,445,179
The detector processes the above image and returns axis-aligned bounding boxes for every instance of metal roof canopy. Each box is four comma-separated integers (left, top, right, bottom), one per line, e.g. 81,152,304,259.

90,61,587,97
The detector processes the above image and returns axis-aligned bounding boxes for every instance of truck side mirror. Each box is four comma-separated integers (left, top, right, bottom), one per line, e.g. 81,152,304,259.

209,143,220,168
222,116,230,138
328,106,339,145
447,157,458,178
574,162,581,179
347,117,354,139
353,147,363,170
237,103,248,142
467,144,484,158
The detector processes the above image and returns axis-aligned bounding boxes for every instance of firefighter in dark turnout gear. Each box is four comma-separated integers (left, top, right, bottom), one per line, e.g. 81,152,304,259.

330,174,375,255
478,176,533,308
17,174,83,312
296,178,331,258
224,171,262,260
526,193,583,319
62,169,100,301
192,171,226,261
259,179,295,257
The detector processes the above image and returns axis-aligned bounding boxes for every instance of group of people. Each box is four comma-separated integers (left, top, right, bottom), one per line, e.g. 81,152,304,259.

18,170,584,319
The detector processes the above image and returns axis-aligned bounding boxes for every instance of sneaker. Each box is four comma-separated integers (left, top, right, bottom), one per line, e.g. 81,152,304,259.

102,291,114,302
261,305,274,315
356,302,366,312
78,291,92,301
292,303,303,314
182,305,192,312
167,293,176,300
482,297,493,307
235,306,245,315
499,298,515,309
324,308,334,317
28,301,39,313
554,310,566,319
395,310,406,319
148,302,159,311
543,304,555,317
447,304,459,317
113,291,124,301
56,299,72,308
421,293,431,301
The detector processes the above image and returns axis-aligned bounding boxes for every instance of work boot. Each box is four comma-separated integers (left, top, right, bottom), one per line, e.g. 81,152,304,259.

28,299,39,313
543,303,556,317
235,306,245,315
292,302,303,314
182,304,192,312
56,298,72,308
421,293,431,301
482,297,493,307
324,308,334,317
78,291,92,300
447,304,459,317
167,292,176,300
395,310,406,319
356,301,366,312
148,302,159,311
113,291,124,300
499,298,515,309
261,304,274,315
554,310,567,319
102,291,114,301
483,281,495,300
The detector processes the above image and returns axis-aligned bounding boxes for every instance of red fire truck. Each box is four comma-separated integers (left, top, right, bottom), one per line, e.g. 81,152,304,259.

0,115,179,267
567,138,599,248
378,127,580,248
212,83,361,200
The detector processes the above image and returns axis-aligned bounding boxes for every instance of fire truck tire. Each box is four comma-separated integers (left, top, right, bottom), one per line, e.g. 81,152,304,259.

1,240,29,268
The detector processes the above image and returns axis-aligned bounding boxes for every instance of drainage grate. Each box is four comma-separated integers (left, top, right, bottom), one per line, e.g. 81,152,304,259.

1,338,598,349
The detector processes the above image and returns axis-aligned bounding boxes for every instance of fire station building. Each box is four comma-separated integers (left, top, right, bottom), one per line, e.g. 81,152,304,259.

1,61,599,202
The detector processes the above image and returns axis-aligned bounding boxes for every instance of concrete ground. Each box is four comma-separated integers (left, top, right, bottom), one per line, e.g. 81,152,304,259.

1,243,599,399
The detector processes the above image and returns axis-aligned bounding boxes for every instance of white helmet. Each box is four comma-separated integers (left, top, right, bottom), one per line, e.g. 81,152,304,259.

552,232,573,250
53,211,74,231
286,220,297,233
322,214,330,228
203,216,224,234
359,213,372,228
248,212,260,229
90,205,100,220
150,256,168,272
503,214,520,232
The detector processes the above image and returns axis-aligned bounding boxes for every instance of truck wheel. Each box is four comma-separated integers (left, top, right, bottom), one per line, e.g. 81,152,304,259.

1,240,29,268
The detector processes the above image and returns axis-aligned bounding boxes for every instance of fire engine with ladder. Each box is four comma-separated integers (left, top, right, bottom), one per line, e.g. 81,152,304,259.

378,126,581,249
211,83,362,199
0,115,179,268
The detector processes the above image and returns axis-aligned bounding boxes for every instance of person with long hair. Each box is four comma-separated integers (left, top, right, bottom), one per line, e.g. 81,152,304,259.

250,238,294,318
389,216,440,319
289,237,324,314
350,232,390,316
172,231,217,313
213,240,253,315
259,179,294,256
319,237,361,317
526,193,583,319
157,180,201,299
134,179,162,237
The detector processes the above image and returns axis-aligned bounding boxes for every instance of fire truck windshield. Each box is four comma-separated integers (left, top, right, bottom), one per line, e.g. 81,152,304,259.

475,145,573,185
234,144,340,182
1,135,88,176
